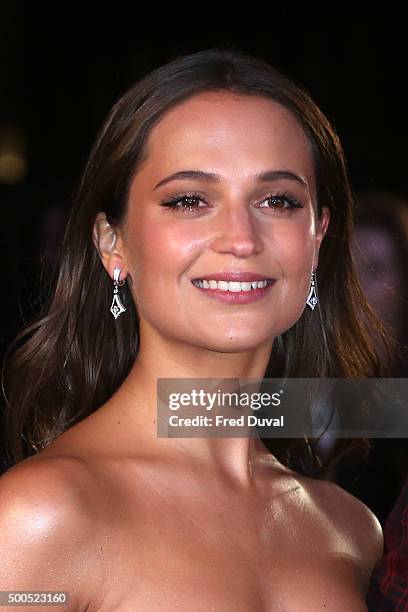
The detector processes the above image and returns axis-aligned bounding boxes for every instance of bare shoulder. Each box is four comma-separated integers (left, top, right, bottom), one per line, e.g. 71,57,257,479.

0,452,96,519
262,453,383,576
302,475,384,569
0,453,101,609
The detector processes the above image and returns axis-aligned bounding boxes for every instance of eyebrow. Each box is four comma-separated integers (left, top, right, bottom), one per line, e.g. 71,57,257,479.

153,169,308,190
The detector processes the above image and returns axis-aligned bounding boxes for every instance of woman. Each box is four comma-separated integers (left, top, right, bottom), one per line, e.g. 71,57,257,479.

0,48,389,610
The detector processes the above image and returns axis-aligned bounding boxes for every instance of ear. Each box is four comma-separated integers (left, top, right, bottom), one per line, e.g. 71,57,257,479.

93,212,128,280
313,206,330,270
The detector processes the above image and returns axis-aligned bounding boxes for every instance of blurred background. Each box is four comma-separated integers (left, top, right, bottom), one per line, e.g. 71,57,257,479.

1,3,407,525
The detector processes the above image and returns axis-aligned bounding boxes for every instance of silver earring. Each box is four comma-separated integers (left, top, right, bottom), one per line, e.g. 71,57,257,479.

306,270,318,310
110,267,126,319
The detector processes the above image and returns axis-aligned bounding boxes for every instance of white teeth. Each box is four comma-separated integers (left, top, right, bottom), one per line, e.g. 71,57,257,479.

193,279,270,291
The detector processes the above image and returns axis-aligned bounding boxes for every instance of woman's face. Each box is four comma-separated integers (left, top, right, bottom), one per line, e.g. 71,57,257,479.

117,91,329,352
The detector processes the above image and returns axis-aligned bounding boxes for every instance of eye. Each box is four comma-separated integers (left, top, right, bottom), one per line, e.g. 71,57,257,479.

160,192,208,214
257,192,303,212
160,191,303,215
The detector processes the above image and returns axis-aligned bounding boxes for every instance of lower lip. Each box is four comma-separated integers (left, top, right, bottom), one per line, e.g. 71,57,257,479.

191,281,276,304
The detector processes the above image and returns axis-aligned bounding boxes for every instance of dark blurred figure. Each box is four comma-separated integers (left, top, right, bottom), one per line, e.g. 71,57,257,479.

337,191,408,527
353,191,408,376
367,474,408,610
351,192,408,609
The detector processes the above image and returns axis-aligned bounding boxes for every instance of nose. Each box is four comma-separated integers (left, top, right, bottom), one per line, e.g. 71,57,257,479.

210,202,264,258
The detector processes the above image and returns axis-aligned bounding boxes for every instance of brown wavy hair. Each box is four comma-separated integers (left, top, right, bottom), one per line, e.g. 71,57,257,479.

1,46,391,470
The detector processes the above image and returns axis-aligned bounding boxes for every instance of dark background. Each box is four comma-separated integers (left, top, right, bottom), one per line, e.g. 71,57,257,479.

1,3,407,523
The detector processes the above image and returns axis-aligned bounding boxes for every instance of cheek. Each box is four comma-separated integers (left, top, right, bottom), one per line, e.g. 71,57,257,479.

139,221,202,267
125,219,203,300
269,217,317,326
272,217,316,277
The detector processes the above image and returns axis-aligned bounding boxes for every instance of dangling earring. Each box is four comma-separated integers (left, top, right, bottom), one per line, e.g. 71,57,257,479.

110,267,126,319
306,270,319,310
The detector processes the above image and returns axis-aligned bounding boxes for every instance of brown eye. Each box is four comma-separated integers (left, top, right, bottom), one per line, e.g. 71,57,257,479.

161,193,208,214
257,193,303,212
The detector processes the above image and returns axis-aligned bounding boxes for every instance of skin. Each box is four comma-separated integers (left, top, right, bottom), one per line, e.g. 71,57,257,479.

0,92,382,611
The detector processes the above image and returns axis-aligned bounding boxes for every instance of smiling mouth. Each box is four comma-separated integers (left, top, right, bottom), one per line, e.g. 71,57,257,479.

191,279,275,292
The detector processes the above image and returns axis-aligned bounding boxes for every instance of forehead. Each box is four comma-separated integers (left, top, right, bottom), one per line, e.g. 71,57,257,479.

140,91,315,186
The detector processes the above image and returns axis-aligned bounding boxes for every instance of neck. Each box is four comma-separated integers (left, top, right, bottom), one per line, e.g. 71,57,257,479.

113,330,274,485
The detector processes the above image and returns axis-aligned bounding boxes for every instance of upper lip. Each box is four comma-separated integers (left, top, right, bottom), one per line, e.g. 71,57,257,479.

192,272,274,282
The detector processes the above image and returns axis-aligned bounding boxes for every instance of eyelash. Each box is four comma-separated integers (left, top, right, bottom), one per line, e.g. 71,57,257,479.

160,191,303,215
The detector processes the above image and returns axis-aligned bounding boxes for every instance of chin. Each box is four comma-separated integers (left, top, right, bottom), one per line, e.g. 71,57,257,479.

190,330,275,354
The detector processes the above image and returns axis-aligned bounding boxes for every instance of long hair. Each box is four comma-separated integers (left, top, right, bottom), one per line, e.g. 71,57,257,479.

1,47,391,469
